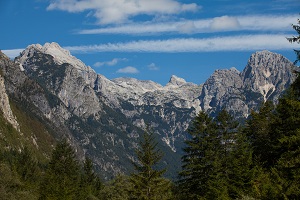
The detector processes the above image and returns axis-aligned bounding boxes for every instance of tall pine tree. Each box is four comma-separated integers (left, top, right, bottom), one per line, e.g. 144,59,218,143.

178,111,219,199
79,157,103,199
129,127,172,200
179,110,253,199
269,16,300,199
39,139,81,200
271,80,300,199
245,101,277,168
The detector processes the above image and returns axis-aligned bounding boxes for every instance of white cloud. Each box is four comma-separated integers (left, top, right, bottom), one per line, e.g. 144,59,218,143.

117,66,139,74
77,14,297,35
148,63,159,70
47,0,199,24
65,34,298,53
210,16,240,31
1,49,23,58
177,21,197,34
3,34,297,59
93,58,127,67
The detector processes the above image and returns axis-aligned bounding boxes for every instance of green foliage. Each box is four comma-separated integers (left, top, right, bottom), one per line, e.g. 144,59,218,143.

79,157,103,199
0,163,38,200
39,139,81,200
0,147,42,199
178,111,219,199
271,88,300,198
245,101,277,168
129,127,172,200
179,110,253,199
100,174,133,200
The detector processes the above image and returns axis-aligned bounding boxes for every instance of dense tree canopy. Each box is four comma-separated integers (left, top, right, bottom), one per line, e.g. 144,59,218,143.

39,139,81,200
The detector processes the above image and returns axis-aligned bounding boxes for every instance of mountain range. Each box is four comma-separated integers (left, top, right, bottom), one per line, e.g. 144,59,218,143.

0,42,296,179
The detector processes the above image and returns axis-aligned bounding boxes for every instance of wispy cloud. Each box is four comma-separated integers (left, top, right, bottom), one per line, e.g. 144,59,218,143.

3,34,297,58
117,66,139,74
77,14,297,35
47,0,199,24
65,34,297,53
148,63,159,70
93,58,127,67
210,16,240,31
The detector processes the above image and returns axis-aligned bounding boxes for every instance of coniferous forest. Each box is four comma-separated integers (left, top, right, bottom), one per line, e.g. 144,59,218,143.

0,17,300,200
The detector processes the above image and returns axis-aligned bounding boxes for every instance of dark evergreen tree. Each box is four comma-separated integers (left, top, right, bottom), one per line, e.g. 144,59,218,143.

129,127,172,200
178,111,219,199
245,101,277,168
80,157,103,199
179,110,254,199
265,21,300,198
209,109,252,199
226,128,253,198
206,109,239,199
39,139,81,200
271,87,300,199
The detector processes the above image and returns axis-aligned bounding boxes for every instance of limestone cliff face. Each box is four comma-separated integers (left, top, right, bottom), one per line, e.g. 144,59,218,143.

0,52,19,131
200,51,295,119
242,50,294,103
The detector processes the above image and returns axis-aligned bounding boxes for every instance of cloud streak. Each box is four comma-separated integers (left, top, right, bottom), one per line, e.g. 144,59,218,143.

2,34,297,58
93,58,127,67
77,14,297,35
47,0,199,24
117,66,139,74
65,34,297,53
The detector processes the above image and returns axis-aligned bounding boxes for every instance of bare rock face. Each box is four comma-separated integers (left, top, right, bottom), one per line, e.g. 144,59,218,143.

242,50,294,103
0,52,19,131
15,42,101,119
0,75,20,131
200,51,295,119
200,67,244,117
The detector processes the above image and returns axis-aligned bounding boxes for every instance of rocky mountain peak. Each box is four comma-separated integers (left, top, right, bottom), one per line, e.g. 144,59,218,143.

242,50,295,102
166,75,187,87
16,42,93,73
244,50,289,74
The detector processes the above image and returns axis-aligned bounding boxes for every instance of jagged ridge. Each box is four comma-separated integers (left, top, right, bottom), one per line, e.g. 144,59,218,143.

0,43,296,179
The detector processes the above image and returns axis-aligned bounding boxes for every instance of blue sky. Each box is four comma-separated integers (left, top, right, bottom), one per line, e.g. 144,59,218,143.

1,0,299,85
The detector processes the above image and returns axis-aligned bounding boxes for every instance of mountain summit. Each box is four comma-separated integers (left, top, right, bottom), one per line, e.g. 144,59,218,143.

167,75,187,87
